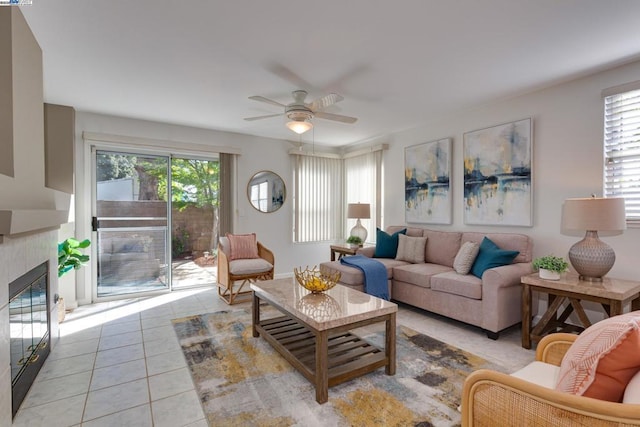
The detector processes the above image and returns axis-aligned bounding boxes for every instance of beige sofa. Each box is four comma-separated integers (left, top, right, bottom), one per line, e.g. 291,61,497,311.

320,225,534,339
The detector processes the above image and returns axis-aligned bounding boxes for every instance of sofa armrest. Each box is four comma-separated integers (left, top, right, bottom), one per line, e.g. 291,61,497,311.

482,262,533,289
356,246,375,258
461,369,640,426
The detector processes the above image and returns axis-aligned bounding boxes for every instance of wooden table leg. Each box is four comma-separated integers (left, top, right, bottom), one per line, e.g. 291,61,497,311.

569,298,592,328
521,282,532,349
531,294,566,342
609,299,623,317
633,296,640,312
252,291,260,338
330,250,336,261
386,314,396,375
315,330,329,404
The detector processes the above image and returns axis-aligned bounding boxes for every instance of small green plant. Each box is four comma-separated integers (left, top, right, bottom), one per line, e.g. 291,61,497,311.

532,255,569,273
346,236,363,246
58,238,91,277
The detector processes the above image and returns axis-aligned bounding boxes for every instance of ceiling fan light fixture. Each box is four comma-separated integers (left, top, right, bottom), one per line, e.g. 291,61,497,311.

286,119,313,134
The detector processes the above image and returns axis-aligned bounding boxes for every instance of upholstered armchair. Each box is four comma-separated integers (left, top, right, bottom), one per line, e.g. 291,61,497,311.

217,234,274,304
461,333,640,426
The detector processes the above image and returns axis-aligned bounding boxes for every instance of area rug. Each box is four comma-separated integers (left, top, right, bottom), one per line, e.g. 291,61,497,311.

172,310,503,427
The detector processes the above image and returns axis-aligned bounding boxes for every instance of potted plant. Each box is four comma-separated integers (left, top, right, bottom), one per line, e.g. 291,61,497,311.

346,235,363,249
532,255,568,280
58,237,91,277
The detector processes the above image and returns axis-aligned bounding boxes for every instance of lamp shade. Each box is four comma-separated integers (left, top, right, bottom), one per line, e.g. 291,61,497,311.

347,203,370,219
286,120,313,134
562,197,626,234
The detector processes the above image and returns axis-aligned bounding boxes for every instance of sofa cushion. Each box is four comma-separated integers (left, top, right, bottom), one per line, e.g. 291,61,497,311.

321,259,408,286
623,370,640,404
462,232,533,264
374,228,406,258
555,311,640,402
387,225,424,237
431,271,482,300
395,234,427,263
470,237,519,279
453,241,480,275
424,229,462,268
392,263,453,288
226,233,259,260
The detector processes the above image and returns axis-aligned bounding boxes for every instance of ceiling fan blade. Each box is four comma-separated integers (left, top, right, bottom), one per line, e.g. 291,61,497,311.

309,93,344,111
315,111,357,124
244,113,283,121
248,96,285,108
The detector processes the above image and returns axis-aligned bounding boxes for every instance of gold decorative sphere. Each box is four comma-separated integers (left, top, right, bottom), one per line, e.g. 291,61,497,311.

294,266,341,293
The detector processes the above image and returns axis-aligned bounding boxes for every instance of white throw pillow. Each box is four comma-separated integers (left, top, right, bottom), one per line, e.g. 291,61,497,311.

395,234,427,263
453,241,480,275
622,369,640,404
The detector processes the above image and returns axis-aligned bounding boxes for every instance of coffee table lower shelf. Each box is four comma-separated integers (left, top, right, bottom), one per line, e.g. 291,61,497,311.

255,315,388,400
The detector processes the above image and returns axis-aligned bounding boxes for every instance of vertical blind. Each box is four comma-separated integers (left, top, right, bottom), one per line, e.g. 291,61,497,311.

293,154,343,242
344,152,380,242
604,88,640,224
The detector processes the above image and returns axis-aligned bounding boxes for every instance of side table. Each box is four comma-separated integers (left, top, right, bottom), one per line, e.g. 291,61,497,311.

330,244,358,261
521,272,640,349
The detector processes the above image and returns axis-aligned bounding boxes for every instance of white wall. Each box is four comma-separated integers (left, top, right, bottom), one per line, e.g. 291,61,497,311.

72,113,331,305
70,58,640,308
382,58,640,283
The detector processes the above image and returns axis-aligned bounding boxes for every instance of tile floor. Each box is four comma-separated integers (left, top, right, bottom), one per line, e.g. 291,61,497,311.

12,285,536,426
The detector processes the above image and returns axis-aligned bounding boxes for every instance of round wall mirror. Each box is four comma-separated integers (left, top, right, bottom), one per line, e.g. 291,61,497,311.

247,170,286,213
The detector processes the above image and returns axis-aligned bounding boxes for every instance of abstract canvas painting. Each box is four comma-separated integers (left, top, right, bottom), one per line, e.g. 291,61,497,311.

463,118,532,226
405,138,452,224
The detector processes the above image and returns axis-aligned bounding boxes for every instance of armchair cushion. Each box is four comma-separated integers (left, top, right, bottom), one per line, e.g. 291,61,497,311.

556,311,640,402
228,258,273,275
226,233,259,260
510,361,560,389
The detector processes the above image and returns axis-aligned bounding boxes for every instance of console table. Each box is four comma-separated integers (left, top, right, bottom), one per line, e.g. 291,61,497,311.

521,272,640,349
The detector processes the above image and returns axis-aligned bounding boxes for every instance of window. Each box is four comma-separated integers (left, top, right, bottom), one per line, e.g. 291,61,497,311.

604,86,640,225
293,154,343,242
344,151,382,242
250,180,268,212
292,145,386,243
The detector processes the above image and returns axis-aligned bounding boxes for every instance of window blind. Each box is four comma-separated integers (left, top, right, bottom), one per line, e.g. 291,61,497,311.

604,88,640,224
293,155,343,242
344,152,380,242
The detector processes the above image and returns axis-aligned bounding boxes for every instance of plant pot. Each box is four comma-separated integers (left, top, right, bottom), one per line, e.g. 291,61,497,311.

539,268,561,281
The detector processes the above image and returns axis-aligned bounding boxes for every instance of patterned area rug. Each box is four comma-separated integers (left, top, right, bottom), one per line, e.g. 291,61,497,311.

172,309,503,427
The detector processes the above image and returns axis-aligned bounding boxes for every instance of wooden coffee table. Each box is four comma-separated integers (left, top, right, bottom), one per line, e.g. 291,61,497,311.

251,278,397,404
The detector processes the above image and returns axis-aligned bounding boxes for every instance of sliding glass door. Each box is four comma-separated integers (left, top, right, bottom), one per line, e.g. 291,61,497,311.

92,149,219,299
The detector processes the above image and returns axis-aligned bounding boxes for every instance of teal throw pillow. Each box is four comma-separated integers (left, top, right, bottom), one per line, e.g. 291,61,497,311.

374,228,407,258
470,237,519,278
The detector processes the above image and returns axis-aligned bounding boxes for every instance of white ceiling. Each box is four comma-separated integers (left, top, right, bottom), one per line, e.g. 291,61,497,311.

20,0,640,147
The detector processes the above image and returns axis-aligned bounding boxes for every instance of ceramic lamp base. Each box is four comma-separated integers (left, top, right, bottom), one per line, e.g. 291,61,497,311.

568,230,615,282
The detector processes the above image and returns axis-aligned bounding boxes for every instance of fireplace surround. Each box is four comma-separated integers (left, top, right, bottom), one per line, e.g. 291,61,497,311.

9,261,50,418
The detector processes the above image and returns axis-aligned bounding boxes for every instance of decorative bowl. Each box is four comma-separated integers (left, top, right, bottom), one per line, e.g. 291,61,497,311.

294,266,341,293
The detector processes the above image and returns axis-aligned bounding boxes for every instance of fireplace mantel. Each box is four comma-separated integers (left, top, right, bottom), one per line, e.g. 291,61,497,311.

0,209,69,240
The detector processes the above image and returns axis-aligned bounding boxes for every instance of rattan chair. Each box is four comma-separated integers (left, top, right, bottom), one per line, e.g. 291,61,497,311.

216,236,274,304
461,333,640,426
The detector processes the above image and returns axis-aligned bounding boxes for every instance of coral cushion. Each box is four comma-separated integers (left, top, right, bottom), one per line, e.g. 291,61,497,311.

555,311,640,402
374,228,406,258
470,237,519,278
226,233,259,260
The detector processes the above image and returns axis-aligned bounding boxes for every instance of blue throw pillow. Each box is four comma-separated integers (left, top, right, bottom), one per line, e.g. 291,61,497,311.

374,228,407,258
470,237,519,278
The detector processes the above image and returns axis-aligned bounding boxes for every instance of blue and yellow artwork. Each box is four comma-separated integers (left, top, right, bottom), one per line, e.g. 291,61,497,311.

405,138,452,224
463,118,532,226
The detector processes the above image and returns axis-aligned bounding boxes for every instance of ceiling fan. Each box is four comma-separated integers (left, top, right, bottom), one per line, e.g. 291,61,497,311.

244,90,358,134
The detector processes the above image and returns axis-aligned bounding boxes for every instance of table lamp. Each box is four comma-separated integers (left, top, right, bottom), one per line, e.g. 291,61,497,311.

561,197,626,282
347,203,370,242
